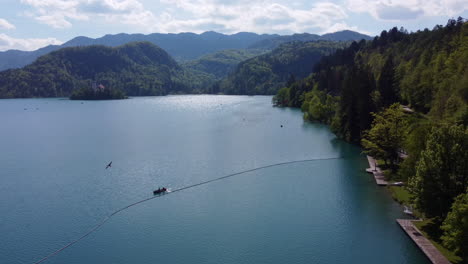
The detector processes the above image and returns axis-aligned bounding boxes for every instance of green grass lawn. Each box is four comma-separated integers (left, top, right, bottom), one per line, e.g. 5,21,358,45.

413,220,462,264
388,186,412,204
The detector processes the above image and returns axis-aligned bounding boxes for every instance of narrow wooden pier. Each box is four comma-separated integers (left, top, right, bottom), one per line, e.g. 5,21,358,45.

366,155,388,186
396,219,451,264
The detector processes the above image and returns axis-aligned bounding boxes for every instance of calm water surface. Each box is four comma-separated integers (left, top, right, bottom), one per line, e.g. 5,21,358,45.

0,95,428,264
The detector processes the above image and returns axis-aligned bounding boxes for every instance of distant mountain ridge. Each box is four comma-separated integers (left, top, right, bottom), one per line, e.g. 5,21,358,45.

249,30,372,50
0,32,275,71
60,31,276,61
0,30,372,71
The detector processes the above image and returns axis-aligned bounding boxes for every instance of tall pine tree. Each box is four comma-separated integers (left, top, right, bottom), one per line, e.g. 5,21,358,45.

378,56,398,108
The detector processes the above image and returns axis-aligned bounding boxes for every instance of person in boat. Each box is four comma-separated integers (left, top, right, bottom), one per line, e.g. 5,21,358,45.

153,187,167,195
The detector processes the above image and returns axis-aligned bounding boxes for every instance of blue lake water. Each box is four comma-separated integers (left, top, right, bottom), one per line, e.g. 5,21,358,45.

0,95,429,264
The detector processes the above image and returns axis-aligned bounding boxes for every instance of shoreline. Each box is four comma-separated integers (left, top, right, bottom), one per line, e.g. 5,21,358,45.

365,156,452,264
396,219,451,264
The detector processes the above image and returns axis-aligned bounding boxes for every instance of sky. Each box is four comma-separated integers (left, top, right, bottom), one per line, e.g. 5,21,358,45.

0,0,467,51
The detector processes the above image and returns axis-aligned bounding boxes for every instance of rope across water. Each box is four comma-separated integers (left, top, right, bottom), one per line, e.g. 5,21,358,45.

32,156,346,264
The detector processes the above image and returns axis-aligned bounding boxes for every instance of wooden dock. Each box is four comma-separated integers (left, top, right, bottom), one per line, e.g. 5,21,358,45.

366,155,388,186
396,219,451,264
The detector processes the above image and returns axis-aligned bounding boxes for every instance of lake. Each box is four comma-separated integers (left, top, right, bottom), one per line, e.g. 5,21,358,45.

0,95,429,264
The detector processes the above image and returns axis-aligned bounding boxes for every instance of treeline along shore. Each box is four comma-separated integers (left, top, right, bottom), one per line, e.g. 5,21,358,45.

273,18,468,263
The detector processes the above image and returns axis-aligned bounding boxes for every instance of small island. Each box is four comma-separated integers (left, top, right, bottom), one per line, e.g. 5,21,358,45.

70,83,127,100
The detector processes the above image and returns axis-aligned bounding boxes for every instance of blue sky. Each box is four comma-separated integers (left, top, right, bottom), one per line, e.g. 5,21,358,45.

0,0,467,51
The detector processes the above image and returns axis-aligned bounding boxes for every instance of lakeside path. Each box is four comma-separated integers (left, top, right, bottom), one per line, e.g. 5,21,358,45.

396,219,451,264
366,155,388,186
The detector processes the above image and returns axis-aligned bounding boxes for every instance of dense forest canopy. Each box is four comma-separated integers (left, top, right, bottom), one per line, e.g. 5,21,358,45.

217,41,349,95
275,18,468,138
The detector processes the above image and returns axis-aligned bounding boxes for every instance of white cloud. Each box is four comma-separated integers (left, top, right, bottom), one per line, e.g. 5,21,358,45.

19,0,369,34
347,0,468,20
35,13,74,28
20,0,146,28
0,18,16,30
153,0,354,34
321,22,372,35
0,33,63,51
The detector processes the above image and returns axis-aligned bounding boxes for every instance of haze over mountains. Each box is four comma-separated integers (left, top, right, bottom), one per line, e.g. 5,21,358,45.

0,30,372,71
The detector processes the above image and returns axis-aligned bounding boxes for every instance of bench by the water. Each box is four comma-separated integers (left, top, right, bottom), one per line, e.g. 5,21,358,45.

396,219,451,264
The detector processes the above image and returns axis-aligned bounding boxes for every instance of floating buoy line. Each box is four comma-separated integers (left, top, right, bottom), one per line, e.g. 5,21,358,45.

33,156,347,264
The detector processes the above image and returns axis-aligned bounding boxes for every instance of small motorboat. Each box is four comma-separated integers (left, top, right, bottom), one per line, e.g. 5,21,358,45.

153,187,167,195
392,181,404,186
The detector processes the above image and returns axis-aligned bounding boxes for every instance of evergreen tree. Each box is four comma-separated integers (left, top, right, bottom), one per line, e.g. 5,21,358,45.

336,66,359,141
378,56,398,108
335,66,374,142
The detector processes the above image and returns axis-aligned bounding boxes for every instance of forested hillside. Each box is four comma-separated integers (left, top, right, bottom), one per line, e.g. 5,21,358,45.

217,41,348,95
0,30,371,72
274,18,468,262
275,18,468,140
0,39,353,98
0,42,207,98
183,49,264,80
0,32,276,71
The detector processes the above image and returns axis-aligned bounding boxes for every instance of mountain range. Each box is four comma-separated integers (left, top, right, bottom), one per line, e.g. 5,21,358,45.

0,30,372,71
